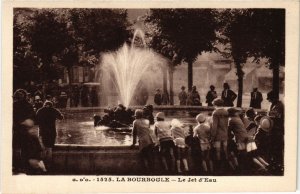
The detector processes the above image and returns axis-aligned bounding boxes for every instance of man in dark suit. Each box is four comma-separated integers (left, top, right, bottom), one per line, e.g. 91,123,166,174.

250,88,263,109
206,85,217,106
221,83,237,107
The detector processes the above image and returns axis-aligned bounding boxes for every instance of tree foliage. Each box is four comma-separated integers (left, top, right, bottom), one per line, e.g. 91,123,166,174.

218,9,285,104
69,9,131,55
13,8,131,86
146,9,219,90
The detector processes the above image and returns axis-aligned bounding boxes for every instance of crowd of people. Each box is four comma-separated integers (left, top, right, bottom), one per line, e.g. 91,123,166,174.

132,91,284,175
12,81,283,175
21,81,100,109
155,82,264,109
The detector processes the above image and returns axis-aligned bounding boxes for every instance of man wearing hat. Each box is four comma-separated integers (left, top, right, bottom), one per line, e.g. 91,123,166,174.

221,83,237,107
206,85,218,106
36,101,64,167
154,89,162,105
132,109,155,173
250,88,263,109
178,86,188,105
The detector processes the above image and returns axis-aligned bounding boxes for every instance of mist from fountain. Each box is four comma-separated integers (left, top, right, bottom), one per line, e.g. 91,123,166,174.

101,29,166,107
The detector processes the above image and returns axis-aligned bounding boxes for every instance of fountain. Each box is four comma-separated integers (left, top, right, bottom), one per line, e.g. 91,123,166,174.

100,28,166,107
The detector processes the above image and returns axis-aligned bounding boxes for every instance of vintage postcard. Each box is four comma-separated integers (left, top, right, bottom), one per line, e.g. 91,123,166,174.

1,0,299,193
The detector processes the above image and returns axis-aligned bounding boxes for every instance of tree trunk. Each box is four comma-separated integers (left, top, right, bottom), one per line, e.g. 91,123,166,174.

188,61,193,91
162,66,168,93
168,66,174,105
272,64,280,100
236,62,244,107
67,66,73,85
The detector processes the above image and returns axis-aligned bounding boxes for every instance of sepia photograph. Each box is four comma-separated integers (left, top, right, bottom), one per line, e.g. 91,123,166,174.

2,0,299,193
12,7,286,176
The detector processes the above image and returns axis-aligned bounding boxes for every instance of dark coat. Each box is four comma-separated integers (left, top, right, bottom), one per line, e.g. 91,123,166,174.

221,89,237,107
13,100,35,148
36,107,63,137
250,91,263,109
206,90,217,106
21,134,43,161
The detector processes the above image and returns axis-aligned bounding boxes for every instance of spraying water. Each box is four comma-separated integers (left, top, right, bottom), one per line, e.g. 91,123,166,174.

101,29,166,107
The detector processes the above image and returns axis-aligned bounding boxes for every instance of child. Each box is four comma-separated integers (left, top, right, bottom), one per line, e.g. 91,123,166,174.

20,119,47,174
154,112,175,172
244,109,270,171
227,108,249,173
185,125,201,174
193,114,213,173
131,109,155,173
171,119,189,173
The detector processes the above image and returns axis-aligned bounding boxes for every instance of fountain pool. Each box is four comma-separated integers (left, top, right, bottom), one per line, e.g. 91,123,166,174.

53,109,212,146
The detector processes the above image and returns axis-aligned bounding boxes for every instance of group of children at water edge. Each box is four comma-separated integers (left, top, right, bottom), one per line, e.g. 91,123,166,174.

132,98,275,174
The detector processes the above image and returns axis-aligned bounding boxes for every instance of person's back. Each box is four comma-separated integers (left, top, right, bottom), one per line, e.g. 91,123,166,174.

132,109,155,173
171,126,186,147
211,108,229,141
154,121,172,142
36,106,63,133
36,101,63,149
229,116,248,143
133,118,153,150
194,123,211,144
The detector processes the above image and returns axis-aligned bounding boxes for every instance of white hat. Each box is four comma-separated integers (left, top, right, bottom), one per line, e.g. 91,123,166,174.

34,96,41,100
260,116,273,132
196,113,206,123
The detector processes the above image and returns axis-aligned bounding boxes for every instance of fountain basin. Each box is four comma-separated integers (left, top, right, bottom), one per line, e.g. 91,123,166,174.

50,106,268,175
52,144,199,175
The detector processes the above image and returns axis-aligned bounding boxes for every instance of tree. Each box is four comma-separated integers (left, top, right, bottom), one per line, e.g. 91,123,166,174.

144,15,181,105
218,10,255,107
69,9,130,56
27,9,74,81
147,9,219,91
219,9,285,107
249,9,285,99
13,8,42,89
